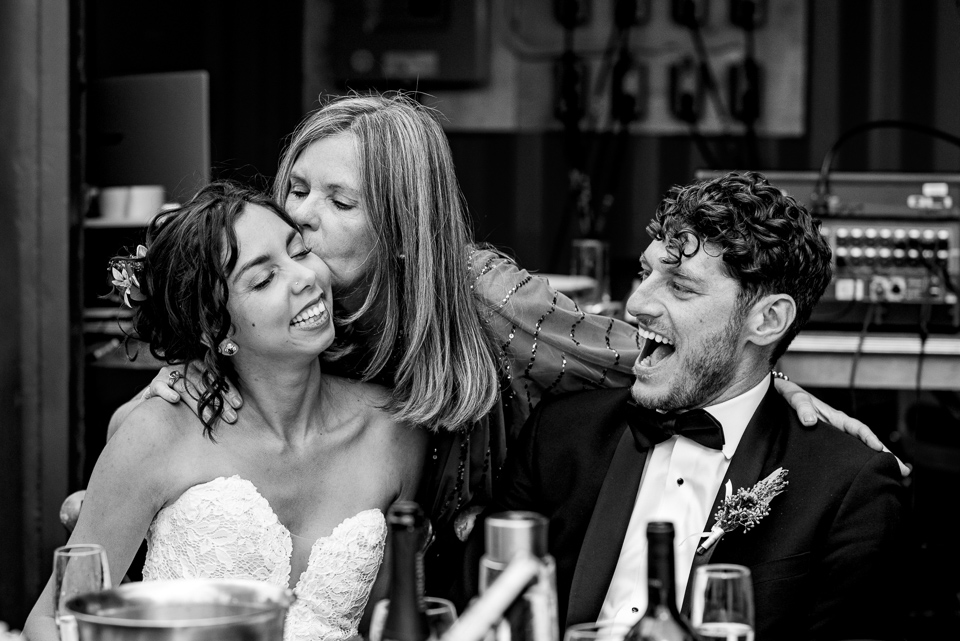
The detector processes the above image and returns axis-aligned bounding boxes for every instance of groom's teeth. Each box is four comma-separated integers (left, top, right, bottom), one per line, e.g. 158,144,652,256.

637,327,673,345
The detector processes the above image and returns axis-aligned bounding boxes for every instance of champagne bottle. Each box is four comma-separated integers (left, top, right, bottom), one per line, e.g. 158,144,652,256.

382,501,433,641
624,522,702,641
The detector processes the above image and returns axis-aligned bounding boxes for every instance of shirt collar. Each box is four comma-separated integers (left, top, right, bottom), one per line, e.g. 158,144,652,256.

704,375,771,459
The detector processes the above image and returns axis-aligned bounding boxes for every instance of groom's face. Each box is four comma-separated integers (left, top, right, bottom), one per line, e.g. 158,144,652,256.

626,236,749,411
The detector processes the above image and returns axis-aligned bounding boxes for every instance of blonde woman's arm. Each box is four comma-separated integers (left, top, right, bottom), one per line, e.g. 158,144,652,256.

468,247,906,475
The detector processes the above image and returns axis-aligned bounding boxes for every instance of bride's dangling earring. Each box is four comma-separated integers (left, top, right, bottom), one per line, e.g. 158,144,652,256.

218,339,239,356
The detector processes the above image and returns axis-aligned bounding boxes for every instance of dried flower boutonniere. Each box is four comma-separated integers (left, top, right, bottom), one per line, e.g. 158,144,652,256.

109,244,148,308
696,467,789,555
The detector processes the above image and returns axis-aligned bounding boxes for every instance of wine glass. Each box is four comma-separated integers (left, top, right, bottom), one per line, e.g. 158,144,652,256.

368,596,458,641
53,544,112,640
563,620,632,641
690,564,755,641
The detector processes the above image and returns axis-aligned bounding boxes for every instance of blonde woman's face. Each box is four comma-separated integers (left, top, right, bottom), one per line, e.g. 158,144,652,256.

283,132,376,292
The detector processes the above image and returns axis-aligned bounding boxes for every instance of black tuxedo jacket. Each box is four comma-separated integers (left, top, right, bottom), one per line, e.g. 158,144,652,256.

485,382,907,641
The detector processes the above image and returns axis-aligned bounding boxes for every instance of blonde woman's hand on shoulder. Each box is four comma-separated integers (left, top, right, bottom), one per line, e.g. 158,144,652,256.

774,376,910,477
107,362,243,441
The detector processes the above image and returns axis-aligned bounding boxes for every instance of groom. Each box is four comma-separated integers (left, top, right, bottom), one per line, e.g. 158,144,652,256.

482,172,906,640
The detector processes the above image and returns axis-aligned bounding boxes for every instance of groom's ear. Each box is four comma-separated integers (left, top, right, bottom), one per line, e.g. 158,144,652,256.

744,294,796,348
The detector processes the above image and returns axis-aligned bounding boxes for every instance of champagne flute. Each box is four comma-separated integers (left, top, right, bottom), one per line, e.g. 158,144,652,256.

369,596,458,641
690,564,755,641
53,544,112,640
563,620,632,641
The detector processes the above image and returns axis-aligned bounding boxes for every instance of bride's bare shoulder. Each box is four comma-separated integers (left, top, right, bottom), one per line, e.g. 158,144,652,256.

110,399,211,458
104,398,225,496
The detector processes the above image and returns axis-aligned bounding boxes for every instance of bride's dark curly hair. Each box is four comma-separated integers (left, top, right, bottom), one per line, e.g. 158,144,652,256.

116,181,301,437
647,171,833,364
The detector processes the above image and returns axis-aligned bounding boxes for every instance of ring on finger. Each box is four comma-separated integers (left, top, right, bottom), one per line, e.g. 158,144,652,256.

168,370,184,388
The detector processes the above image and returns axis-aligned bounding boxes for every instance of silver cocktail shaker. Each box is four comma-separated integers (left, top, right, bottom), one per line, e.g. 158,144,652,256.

480,512,559,641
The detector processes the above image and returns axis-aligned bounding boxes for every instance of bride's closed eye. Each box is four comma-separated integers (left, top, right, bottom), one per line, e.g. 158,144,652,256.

252,270,275,290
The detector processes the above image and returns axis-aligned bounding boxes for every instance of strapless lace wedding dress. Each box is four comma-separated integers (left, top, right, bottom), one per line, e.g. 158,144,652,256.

142,475,386,641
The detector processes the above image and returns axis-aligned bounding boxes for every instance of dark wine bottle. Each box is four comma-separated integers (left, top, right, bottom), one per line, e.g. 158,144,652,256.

624,522,702,641
382,501,433,641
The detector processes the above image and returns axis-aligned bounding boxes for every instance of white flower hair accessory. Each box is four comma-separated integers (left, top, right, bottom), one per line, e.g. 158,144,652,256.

697,467,789,555
109,244,148,307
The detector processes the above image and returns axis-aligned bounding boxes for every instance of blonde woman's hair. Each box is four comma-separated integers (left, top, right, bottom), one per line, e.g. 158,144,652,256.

274,92,499,432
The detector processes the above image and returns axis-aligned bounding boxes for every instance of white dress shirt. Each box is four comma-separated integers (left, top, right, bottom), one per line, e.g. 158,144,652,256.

597,375,771,626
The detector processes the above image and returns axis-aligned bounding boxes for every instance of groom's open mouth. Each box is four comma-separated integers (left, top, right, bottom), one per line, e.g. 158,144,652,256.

636,327,675,369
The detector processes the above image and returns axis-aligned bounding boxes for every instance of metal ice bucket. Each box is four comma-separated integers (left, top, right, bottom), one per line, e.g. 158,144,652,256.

64,578,294,641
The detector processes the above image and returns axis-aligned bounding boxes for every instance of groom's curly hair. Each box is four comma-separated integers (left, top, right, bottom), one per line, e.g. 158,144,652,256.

130,180,300,437
647,171,833,364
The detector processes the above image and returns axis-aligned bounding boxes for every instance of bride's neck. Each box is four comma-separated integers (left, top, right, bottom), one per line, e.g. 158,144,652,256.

232,357,324,438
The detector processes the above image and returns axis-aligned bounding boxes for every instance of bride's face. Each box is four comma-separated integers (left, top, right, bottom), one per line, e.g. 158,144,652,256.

225,204,335,361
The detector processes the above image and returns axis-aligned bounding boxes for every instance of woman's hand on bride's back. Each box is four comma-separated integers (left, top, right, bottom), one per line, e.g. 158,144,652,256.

107,363,242,440
145,363,243,420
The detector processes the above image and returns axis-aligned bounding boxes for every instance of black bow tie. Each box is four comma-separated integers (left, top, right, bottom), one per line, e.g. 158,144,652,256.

626,402,725,451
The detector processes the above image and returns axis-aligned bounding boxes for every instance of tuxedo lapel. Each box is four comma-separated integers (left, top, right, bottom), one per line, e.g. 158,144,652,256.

566,426,649,626
681,383,783,614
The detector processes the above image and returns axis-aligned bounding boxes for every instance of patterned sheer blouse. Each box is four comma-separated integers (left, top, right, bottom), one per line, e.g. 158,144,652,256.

416,247,641,544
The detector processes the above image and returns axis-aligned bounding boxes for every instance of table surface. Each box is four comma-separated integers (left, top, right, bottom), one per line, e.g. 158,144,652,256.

779,331,960,390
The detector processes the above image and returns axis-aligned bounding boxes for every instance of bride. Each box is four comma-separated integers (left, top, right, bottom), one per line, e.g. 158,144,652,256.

23,181,426,641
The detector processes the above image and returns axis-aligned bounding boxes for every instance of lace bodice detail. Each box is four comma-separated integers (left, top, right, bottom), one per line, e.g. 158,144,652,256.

142,476,386,641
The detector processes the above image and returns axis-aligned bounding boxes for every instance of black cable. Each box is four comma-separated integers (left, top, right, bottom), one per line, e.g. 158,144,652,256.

551,19,589,271
592,122,634,236
813,120,960,214
686,23,742,168
688,124,721,169
848,301,878,414
915,322,928,396
688,25,731,127
738,28,762,167
937,260,959,296
916,242,960,333
587,20,624,130
553,4,641,268
811,298,861,323
586,16,643,252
